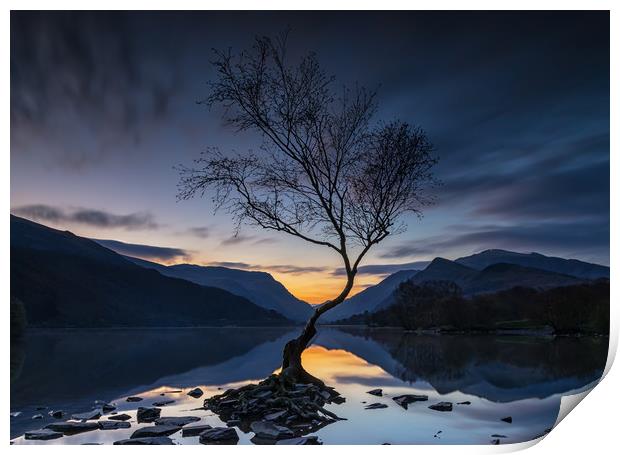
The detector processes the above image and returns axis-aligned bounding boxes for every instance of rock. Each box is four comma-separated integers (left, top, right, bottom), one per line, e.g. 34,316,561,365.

153,399,175,407
36,406,48,410
491,434,507,438
199,427,239,444
24,429,63,440
251,421,294,440
276,436,321,445
71,409,102,421
226,419,241,427
393,394,429,409
137,407,161,423
365,403,388,410
154,416,201,427
126,396,143,402
108,413,131,421
367,389,383,396
187,387,204,398
491,439,500,445
98,420,131,430
182,424,213,437
48,410,64,419
10,411,21,417
332,396,346,404
46,421,99,434
32,414,44,420
457,401,471,405
101,403,116,413
428,402,453,412
114,437,174,445
131,425,181,438
263,410,287,421
501,416,513,423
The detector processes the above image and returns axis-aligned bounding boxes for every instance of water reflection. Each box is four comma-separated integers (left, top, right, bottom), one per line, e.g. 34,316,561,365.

11,327,607,444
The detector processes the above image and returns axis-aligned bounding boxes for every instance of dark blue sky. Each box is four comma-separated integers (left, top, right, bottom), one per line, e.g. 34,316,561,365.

10,11,610,301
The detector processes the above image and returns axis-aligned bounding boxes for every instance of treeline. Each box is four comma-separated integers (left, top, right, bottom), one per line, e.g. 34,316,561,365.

342,280,609,335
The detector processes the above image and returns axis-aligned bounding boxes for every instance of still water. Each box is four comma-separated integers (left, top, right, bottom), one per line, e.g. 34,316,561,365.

10,327,607,445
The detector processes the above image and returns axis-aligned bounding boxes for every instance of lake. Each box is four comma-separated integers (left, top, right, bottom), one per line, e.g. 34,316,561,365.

10,327,608,445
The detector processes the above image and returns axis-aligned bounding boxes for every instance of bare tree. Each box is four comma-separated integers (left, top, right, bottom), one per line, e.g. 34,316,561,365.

178,33,437,385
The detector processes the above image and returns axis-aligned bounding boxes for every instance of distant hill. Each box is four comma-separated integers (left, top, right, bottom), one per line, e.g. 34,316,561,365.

323,269,420,322
410,257,585,295
456,249,609,279
122,256,314,322
10,216,289,327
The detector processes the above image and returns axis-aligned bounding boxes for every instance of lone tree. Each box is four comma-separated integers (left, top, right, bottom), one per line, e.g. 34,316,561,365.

178,34,437,386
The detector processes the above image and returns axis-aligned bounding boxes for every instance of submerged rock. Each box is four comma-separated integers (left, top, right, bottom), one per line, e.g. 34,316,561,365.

491,434,507,438
48,410,64,419
199,427,239,444
187,388,204,398
367,389,383,396
114,437,174,445
393,394,429,409
137,407,161,423
457,401,471,405
108,413,131,421
364,403,388,410
25,429,63,440
126,396,143,402
32,414,43,420
131,425,181,438
501,416,513,423
46,421,99,434
428,402,453,412
153,400,175,407
182,424,213,437
251,421,294,440
276,436,321,445
98,420,131,430
154,416,201,427
71,409,102,421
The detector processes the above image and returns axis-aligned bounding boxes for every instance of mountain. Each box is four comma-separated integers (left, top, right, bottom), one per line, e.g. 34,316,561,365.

122,256,313,322
323,269,420,322
410,257,585,295
456,249,609,279
10,215,289,327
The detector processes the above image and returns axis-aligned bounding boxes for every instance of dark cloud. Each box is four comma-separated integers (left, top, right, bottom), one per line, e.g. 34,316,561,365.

332,261,430,277
12,204,158,230
206,261,328,274
220,234,276,246
187,226,210,238
94,239,190,262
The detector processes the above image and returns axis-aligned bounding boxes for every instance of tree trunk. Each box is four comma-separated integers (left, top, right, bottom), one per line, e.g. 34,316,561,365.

279,273,355,386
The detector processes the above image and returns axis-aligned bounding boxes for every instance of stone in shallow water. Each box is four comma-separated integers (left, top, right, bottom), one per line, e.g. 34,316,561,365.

45,421,99,434
501,416,513,423
263,410,287,421
25,429,63,441
428,402,453,412
457,401,471,405
491,434,507,438
131,425,181,438
98,420,131,430
392,394,429,409
187,387,204,398
137,407,161,423
126,396,143,402
48,410,64,419
365,403,388,410
108,413,131,421
250,421,294,440
154,416,201,427
32,414,44,420
199,427,239,444
367,388,383,396
276,436,321,445
152,399,175,407
71,409,102,421
114,437,174,445
182,424,212,437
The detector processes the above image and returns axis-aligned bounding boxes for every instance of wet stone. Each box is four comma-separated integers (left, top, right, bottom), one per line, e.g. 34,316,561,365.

154,416,201,427
126,396,143,402
458,401,471,405
114,437,174,445
131,425,181,438
25,429,63,441
98,420,131,430
153,400,175,407
393,394,429,409
365,403,388,410
276,436,321,445
107,413,131,421
187,388,204,398
46,421,99,435
501,416,513,423
32,414,44,420
72,409,102,421
367,389,383,396
48,410,64,419
199,427,239,445
182,424,213,437
137,407,161,423
263,410,287,421
429,402,453,412
251,421,294,440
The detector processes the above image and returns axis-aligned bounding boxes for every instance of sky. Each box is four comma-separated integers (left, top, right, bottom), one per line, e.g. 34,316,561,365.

10,11,610,303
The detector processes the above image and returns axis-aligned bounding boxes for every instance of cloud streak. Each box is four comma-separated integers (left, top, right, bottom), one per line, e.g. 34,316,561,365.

94,239,190,262
12,204,158,230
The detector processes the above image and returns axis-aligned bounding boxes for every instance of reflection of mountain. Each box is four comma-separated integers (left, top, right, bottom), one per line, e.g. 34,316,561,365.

124,256,312,322
10,216,288,327
322,328,607,402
